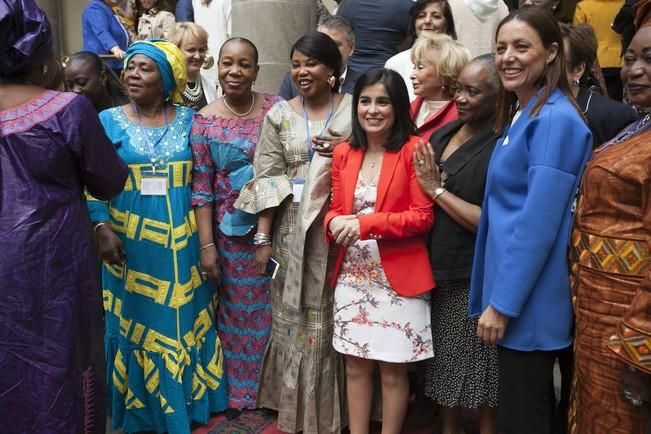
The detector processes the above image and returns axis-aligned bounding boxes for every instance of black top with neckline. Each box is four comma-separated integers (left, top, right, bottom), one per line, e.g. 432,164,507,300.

428,119,499,282
577,86,638,149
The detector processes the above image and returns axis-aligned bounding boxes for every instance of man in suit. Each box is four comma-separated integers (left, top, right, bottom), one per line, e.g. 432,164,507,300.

278,14,356,99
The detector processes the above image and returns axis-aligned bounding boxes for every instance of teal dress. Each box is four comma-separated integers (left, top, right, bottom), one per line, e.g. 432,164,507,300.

88,105,228,434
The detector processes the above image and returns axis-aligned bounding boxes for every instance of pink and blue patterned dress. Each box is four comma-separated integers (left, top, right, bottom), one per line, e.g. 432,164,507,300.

190,93,280,409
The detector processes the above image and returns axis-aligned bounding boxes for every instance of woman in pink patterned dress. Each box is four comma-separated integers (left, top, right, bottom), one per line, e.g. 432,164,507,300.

190,37,280,418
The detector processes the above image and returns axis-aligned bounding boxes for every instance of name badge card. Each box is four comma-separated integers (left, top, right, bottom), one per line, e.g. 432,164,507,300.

292,178,304,203
141,171,167,196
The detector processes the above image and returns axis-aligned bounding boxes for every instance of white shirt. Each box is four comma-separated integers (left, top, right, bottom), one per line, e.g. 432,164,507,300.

193,0,231,77
385,49,415,101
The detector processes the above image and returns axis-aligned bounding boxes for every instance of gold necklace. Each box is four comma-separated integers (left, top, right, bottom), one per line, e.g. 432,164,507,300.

223,94,256,118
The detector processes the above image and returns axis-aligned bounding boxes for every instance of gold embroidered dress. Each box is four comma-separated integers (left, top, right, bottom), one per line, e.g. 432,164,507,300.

236,95,353,434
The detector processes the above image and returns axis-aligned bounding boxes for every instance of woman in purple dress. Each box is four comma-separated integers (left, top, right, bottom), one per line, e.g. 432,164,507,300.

190,37,280,417
0,1,128,432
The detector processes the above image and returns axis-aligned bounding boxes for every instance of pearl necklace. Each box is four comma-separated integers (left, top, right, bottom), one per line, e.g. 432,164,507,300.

183,79,203,103
223,94,255,118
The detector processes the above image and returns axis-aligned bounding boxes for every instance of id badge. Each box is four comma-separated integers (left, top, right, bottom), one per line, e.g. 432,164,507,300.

291,178,304,203
141,171,167,196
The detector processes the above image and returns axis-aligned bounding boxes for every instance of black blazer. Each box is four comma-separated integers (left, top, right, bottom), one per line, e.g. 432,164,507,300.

428,120,499,281
578,87,638,148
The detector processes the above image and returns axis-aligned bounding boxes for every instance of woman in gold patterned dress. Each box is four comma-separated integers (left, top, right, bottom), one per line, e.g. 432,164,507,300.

570,24,651,434
235,32,352,434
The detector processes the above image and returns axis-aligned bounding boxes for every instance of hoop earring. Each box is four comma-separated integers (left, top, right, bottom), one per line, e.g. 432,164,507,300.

327,74,336,88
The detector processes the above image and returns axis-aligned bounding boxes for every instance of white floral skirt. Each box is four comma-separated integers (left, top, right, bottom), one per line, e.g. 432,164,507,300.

332,239,433,363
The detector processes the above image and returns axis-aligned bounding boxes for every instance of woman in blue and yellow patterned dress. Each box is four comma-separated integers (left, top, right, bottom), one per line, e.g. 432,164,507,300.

87,40,228,434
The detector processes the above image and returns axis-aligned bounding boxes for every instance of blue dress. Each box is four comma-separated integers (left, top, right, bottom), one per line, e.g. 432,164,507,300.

88,105,227,434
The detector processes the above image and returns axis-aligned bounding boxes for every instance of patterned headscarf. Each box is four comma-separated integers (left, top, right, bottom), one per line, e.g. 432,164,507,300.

124,40,187,103
0,0,52,76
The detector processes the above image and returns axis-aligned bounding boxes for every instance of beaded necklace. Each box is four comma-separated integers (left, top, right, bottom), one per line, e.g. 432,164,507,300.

126,104,188,171
183,80,204,103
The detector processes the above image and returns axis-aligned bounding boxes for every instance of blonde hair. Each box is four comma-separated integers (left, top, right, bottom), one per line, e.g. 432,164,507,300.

168,22,209,50
411,33,470,87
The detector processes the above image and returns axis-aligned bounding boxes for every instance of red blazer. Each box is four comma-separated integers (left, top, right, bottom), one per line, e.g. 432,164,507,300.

324,136,435,297
410,97,458,142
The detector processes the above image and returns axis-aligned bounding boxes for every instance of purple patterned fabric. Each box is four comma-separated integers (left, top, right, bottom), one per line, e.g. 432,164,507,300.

0,90,127,433
0,0,52,75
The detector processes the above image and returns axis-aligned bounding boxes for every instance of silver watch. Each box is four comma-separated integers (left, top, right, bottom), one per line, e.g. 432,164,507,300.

434,187,446,199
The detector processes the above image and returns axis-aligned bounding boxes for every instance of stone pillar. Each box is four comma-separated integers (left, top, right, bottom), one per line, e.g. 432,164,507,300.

35,0,64,57
231,0,317,93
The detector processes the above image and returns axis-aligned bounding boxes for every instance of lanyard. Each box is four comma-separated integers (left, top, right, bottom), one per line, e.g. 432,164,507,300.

302,94,334,159
133,103,169,172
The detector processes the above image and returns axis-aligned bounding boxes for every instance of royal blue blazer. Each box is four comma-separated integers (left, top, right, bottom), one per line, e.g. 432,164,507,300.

82,0,129,70
469,88,592,351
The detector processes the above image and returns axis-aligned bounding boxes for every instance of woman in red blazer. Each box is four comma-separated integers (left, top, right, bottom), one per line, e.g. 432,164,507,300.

409,32,469,141
325,68,435,434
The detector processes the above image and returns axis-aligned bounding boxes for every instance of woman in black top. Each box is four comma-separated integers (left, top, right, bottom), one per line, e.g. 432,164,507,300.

561,23,638,148
414,54,500,434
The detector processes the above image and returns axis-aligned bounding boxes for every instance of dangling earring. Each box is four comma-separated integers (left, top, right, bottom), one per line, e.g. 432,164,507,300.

573,78,580,87
327,74,336,88
42,64,48,76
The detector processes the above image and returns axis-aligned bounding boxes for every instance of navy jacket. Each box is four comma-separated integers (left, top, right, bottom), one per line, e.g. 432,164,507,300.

337,0,412,89
82,0,129,70
577,87,638,148
469,88,592,351
175,0,194,22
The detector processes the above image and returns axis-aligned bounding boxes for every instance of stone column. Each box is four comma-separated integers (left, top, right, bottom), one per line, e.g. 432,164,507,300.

231,0,317,93
35,0,64,57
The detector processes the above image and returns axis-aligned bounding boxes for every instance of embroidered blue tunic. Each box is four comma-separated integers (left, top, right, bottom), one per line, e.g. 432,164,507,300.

88,105,227,434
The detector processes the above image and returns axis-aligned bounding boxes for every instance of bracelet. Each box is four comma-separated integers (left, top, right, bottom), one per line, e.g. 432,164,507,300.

93,221,108,232
253,232,272,246
200,242,215,251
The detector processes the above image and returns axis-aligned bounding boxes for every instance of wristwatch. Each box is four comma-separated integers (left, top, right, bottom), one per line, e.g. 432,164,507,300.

434,187,446,200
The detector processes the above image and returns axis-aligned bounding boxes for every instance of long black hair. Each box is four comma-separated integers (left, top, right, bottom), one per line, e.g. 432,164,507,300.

350,68,417,152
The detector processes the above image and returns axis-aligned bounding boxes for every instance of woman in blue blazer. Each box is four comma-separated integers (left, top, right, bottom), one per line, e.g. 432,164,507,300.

468,8,592,434
82,0,130,72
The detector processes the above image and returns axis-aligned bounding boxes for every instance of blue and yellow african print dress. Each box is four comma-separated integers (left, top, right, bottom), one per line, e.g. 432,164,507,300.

88,105,228,434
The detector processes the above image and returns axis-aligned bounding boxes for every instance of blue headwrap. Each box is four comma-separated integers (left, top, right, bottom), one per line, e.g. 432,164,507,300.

124,40,186,102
